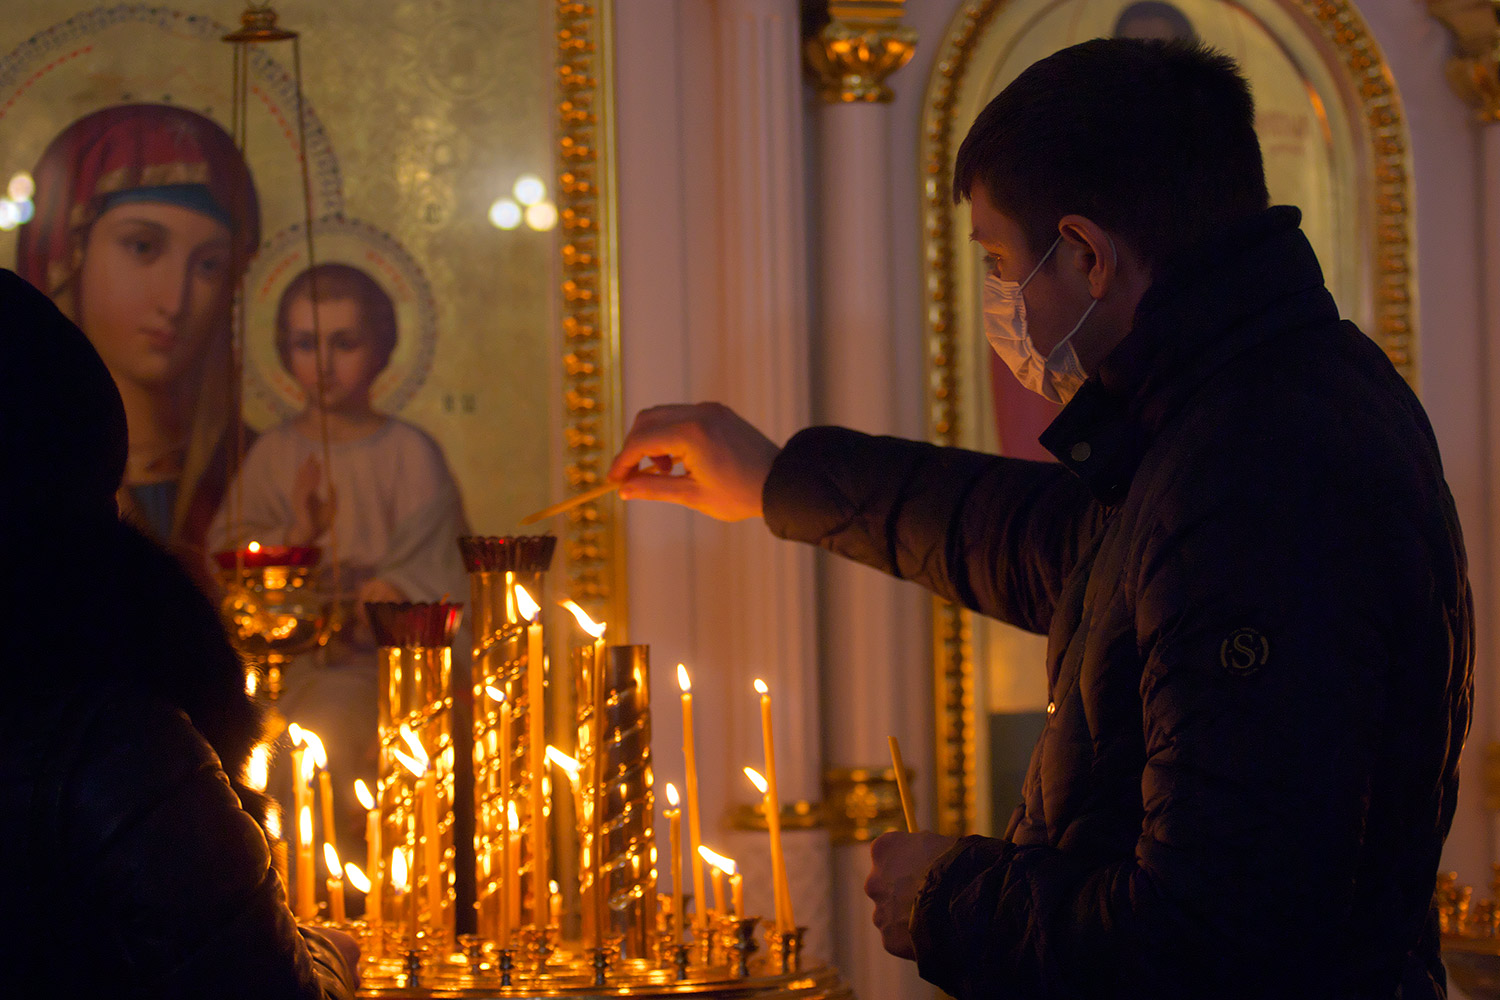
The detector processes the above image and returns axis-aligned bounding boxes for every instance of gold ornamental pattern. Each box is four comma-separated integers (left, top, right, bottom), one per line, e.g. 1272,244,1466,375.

557,0,627,631
921,0,1417,837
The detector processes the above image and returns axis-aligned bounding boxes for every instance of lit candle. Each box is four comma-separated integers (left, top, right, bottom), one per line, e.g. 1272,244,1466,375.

298,805,317,922
291,744,313,920
665,783,683,942
506,800,522,939
345,862,372,920
754,679,794,933
698,845,729,916
515,584,548,929
549,878,563,927
398,725,443,926
745,765,791,933
678,665,709,940
561,599,608,948
354,780,382,932
324,842,347,923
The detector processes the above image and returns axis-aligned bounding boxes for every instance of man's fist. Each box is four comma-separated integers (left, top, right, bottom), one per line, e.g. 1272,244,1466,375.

864,831,956,960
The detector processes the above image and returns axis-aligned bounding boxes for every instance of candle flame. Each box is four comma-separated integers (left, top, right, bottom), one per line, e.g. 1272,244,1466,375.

324,842,342,875
514,584,540,622
399,724,428,763
560,598,606,638
245,669,258,696
299,805,313,844
354,778,375,812
546,745,581,782
698,845,736,875
744,766,769,795
665,782,680,807
291,725,328,775
550,879,560,894
392,848,409,891
393,746,426,778
754,678,769,695
265,803,282,839
345,863,371,894
507,800,519,826
485,684,506,703
248,540,261,553
677,664,691,692
246,743,271,791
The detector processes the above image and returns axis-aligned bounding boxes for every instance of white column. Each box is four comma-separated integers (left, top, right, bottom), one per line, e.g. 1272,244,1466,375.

706,0,834,961
813,90,935,1000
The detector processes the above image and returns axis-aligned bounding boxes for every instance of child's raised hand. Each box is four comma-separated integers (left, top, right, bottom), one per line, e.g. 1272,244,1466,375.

288,455,336,547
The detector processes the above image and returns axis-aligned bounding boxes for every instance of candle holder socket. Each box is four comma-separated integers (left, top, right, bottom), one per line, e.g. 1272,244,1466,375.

496,946,515,987
670,943,691,980
402,947,422,989
732,916,762,977
770,925,807,974
589,944,613,986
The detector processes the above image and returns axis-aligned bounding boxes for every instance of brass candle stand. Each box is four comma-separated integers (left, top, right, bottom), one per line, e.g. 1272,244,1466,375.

1438,869,1500,999
337,534,851,998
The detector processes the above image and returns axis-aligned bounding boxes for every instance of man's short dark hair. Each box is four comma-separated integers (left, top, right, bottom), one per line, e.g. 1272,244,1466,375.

953,38,1268,270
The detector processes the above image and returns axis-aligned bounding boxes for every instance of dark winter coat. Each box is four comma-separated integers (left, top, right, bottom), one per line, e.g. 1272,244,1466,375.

763,208,1471,999
0,268,352,999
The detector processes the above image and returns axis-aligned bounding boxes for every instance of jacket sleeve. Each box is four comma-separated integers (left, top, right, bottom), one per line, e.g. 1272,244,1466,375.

763,426,1099,634
62,694,354,1000
908,418,1468,998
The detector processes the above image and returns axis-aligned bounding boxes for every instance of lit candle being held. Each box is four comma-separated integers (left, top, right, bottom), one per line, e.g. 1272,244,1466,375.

324,842,347,923
753,680,794,934
515,584,548,929
665,783,684,942
677,665,709,941
354,779,382,931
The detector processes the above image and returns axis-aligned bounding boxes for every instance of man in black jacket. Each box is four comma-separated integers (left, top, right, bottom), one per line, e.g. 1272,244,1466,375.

608,39,1472,999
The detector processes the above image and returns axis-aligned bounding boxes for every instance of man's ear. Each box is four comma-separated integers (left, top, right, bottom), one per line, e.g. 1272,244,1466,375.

1057,214,1116,299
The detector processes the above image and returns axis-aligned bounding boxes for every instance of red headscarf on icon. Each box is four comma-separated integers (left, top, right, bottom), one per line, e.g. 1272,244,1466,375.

15,104,260,568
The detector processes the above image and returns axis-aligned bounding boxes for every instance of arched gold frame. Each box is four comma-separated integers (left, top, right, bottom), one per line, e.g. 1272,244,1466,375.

920,0,1416,836
556,0,628,633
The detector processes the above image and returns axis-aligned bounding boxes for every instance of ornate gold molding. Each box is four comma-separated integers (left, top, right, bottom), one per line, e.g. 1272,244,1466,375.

729,799,826,832
823,766,910,843
921,0,1417,837
556,1,627,631
1428,0,1500,122
804,1,918,103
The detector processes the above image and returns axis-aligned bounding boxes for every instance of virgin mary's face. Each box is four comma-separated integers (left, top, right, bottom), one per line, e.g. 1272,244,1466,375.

76,200,233,390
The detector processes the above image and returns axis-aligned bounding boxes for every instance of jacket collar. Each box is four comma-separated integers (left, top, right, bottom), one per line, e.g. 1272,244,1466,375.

1039,206,1340,504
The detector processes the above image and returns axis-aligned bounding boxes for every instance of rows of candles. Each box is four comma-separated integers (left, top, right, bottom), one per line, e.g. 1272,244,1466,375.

246,557,803,984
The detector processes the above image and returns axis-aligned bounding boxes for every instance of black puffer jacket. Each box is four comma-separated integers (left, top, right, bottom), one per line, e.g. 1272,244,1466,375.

0,269,352,998
764,209,1471,999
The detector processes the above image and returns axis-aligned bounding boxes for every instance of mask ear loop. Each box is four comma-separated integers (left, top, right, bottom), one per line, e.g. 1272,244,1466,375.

1042,231,1120,363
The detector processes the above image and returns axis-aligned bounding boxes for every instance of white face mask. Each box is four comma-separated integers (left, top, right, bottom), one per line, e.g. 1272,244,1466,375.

982,232,1113,405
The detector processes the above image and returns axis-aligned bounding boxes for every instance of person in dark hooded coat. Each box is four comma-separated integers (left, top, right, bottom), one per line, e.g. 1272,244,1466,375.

0,268,357,998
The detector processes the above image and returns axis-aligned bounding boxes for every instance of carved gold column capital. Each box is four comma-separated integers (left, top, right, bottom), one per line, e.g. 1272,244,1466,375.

804,1,918,104
1428,0,1500,122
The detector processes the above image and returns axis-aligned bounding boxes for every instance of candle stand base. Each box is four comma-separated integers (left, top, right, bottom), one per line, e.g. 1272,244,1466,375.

356,956,854,999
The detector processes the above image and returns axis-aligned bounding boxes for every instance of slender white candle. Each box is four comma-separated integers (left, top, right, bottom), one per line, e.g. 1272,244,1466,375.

678,665,709,938
516,585,548,929
754,680,794,932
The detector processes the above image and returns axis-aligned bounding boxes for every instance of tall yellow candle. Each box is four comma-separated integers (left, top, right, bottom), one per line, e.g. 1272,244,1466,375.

677,665,709,938
563,600,609,950
420,770,442,922
506,801,522,941
318,770,337,865
730,870,743,918
515,585,548,928
754,679,794,933
298,804,317,923
665,783,683,943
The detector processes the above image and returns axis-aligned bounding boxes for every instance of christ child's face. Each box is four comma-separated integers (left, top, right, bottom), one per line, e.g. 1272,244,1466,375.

77,201,233,390
283,296,384,414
